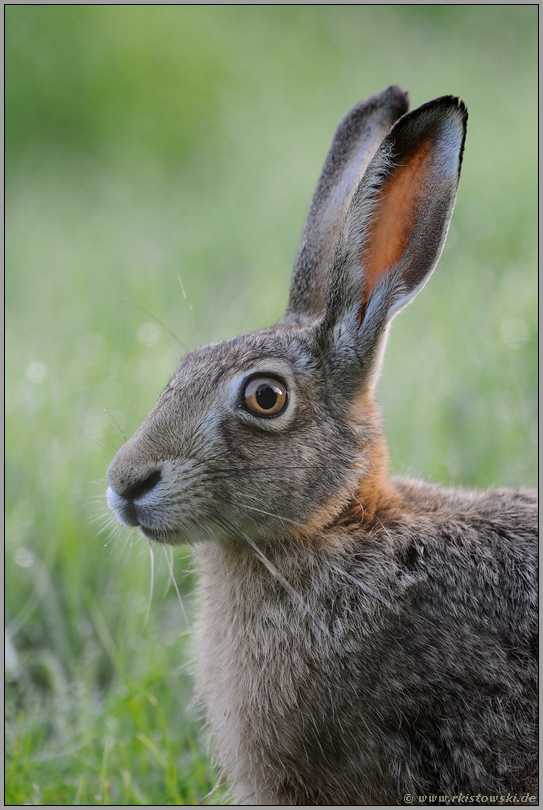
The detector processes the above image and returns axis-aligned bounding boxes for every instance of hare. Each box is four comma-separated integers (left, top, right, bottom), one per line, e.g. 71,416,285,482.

106,86,538,806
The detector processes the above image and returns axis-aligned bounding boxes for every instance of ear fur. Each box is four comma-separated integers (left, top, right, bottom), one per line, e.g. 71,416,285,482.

283,86,409,325
322,95,467,369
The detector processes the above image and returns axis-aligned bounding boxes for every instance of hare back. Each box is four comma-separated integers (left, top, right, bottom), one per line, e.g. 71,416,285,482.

194,481,537,806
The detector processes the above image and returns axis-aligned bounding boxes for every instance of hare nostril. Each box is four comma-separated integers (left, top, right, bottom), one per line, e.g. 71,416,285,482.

124,469,162,502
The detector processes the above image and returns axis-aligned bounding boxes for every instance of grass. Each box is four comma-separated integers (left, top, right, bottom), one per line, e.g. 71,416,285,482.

5,6,537,805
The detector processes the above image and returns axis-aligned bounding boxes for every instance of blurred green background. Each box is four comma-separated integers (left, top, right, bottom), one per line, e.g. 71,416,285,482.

5,6,537,806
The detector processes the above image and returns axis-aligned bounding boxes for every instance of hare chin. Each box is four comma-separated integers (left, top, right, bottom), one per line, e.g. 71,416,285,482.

138,524,187,545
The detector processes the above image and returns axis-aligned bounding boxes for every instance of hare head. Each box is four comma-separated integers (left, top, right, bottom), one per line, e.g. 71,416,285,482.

106,87,467,544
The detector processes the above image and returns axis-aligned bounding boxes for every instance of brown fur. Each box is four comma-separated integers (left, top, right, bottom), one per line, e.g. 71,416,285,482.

106,88,537,805
195,482,537,805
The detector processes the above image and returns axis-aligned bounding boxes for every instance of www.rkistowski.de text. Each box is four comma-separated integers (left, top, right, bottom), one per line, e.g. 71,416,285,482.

403,793,537,805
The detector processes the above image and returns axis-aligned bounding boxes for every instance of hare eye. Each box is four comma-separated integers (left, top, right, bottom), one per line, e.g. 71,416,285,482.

243,376,287,417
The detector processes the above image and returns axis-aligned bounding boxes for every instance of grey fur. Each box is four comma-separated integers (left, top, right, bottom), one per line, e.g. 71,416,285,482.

285,85,409,325
106,88,537,806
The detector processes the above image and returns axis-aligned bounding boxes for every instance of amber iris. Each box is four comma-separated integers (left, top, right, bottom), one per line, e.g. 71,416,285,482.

243,377,287,416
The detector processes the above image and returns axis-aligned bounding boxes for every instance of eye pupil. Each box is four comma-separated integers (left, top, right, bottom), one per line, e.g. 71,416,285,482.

255,384,278,410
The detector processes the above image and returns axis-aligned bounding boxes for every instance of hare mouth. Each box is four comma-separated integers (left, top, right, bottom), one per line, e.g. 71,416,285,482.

106,486,179,542
138,524,182,544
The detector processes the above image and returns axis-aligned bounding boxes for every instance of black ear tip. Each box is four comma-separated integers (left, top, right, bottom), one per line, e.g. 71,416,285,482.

389,94,468,161
457,97,468,125
426,96,469,169
441,95,468,124
382,85,410,116
420,94,469,125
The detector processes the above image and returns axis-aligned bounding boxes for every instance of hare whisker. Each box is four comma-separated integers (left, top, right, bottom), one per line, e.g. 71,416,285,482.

103,408,128,442
87,502,111,513
163,546,175,598
125,296,189,355
218,496,308,531
202,507,330,638
92,511,120,539
85,434,121,456
218,494,359,550
328,564,397,613
141,542,155,632
177,272,203,348
208,464,335,477
162,545,189,626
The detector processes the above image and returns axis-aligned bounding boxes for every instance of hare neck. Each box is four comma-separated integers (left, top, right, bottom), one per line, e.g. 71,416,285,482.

350,388,399,524
304,388,399,534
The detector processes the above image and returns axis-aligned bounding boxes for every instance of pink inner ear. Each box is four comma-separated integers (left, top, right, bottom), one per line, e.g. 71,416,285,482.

359,131,436,312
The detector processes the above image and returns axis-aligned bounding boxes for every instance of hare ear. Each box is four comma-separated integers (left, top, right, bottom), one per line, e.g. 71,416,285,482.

323,95,467,359
282,86,409,325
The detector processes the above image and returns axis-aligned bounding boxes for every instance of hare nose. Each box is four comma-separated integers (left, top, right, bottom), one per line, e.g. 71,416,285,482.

107,461,162,502
122,469,162,501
